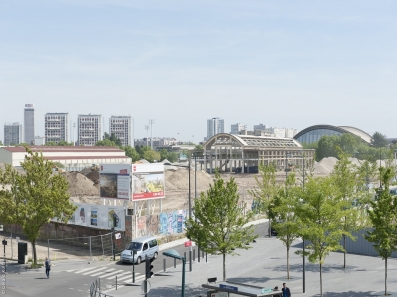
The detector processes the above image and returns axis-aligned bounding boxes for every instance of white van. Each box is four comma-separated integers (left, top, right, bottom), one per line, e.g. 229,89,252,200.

120,235,159,264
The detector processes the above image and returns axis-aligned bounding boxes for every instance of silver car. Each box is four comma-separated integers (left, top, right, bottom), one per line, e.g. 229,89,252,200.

120,236,159,264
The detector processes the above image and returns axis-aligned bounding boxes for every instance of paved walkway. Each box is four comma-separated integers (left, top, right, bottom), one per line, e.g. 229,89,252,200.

103,236,397,297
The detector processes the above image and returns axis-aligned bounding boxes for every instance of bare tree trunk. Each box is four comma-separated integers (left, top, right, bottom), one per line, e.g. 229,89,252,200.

287,246,290,279
32,240,37,265
320,260,323,297
223,253,226,281
343,234,346,268
385,257,388,296
268,219,271,237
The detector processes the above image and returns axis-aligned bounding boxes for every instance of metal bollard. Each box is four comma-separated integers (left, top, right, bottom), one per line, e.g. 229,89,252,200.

189,250,192,271
193,249,196,262
116,276,117,290
163,258,166,272
206,252,208,263
184,251,186,260
174,258,176,268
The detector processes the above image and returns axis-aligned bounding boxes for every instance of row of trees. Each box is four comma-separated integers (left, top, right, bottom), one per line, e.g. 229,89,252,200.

95,132,179,163
186,150,397,296
304,132,395,161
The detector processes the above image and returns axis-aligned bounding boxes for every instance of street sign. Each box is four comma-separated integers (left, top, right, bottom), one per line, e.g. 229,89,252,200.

184,241,192,247
115,233,121,240
141,279,151,294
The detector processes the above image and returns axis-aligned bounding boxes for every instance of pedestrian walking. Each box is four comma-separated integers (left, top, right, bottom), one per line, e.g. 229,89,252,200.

282,283,291,297
45,257,51,279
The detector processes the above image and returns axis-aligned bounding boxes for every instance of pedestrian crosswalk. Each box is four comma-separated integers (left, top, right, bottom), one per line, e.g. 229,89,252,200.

66,265,145,283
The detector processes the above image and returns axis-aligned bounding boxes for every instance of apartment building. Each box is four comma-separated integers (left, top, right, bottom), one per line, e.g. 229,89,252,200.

4,123,23,145
45,113,68,144
109,116,131,147
206,117,224,140
24,104,35,144
77,114,102,146
230,123,247,135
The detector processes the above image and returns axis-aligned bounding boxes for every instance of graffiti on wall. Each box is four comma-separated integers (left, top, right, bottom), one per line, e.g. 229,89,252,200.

136,209,188,236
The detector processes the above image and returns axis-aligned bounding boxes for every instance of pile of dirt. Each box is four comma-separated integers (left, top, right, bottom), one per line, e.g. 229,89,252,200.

313,157,338,175
63,171,99,197
85,170,100,187
166,168,213,191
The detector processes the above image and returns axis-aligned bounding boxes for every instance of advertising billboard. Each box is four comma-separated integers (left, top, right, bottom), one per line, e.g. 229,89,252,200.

100,164,131,200
132,163,165,201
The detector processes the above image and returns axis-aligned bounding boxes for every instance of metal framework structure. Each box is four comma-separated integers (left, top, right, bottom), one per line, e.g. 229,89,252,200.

203,133,315,173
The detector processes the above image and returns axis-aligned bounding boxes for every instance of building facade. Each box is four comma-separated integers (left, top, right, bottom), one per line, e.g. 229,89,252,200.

109,116,131,146
206,117,224,140
4,123,23,145
77,114,102,146
45,113,69,144
230,123,247,135
24,104,35,144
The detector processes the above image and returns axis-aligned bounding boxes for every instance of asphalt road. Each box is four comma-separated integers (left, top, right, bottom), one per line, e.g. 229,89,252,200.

4,222,270,297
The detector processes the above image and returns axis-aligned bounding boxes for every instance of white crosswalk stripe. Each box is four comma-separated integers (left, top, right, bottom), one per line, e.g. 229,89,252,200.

74,266,104,274
82,266,109,275
90,268,116,277
107,271,131,279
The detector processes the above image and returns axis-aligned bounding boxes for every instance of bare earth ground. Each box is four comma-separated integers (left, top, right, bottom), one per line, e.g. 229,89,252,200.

1,168,328,264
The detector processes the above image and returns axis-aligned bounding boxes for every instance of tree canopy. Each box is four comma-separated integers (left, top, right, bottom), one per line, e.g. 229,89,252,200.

185,172,257,281
364,167,397,296
0,147,76,265
371,132,389,148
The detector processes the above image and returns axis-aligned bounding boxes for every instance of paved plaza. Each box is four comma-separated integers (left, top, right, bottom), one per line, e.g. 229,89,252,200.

106,236,397,297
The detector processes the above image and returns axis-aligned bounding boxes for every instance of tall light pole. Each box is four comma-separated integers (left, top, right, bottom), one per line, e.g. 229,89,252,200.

149,119,154,150
145,125,150,147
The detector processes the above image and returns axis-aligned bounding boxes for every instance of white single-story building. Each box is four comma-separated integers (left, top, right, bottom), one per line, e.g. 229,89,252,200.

0,146,131,169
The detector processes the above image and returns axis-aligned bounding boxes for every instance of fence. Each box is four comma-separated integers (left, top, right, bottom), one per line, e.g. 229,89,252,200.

48,232,127,261
90,278,114,297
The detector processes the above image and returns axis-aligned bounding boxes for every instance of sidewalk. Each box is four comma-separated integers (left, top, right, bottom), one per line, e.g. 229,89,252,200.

105,236,397,297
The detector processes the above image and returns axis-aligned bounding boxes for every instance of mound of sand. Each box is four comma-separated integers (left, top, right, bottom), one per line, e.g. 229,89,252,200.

63,172,99,197
166,168,213,191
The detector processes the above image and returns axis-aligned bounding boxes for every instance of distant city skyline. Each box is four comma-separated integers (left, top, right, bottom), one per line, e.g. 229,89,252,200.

1,1,396,142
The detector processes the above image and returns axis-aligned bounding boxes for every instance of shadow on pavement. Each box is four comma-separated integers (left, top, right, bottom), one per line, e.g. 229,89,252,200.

272,263,358,274
226,276,271,284
314,291,377,297
146,284,206,297
6,262,40,274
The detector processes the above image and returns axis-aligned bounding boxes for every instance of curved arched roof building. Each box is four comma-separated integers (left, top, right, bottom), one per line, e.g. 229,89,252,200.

293,125,372,145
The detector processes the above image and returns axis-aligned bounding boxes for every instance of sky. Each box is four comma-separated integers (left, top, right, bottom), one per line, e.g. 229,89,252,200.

1,1,397,143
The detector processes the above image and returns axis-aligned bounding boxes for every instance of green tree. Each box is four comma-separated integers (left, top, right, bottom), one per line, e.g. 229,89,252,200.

143,149,161,163
0,148,76,265
296,176,350,297
45,141,58,146
372,132,388,148
316,135,339,161
122,146,140,162
331,150,367,268
269,173,300,279
185,173,257,281
95,139,119,147
103,132,122,147
159,149,178,163
250,164,279,236
364,167,397,296
58,140,73,146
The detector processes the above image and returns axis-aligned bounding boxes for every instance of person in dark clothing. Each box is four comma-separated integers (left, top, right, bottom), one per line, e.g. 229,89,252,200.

45,257,51,279
282,283,291,297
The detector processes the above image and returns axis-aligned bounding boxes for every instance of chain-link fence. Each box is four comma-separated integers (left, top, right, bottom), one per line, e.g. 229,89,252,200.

48,232,126,261
90,278,114,297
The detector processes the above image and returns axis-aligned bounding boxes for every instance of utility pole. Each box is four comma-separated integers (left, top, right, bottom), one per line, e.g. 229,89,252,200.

149,119,154,149
145,125,150,147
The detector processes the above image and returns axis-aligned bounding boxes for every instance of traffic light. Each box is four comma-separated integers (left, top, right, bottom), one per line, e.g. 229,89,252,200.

145,256,154,279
